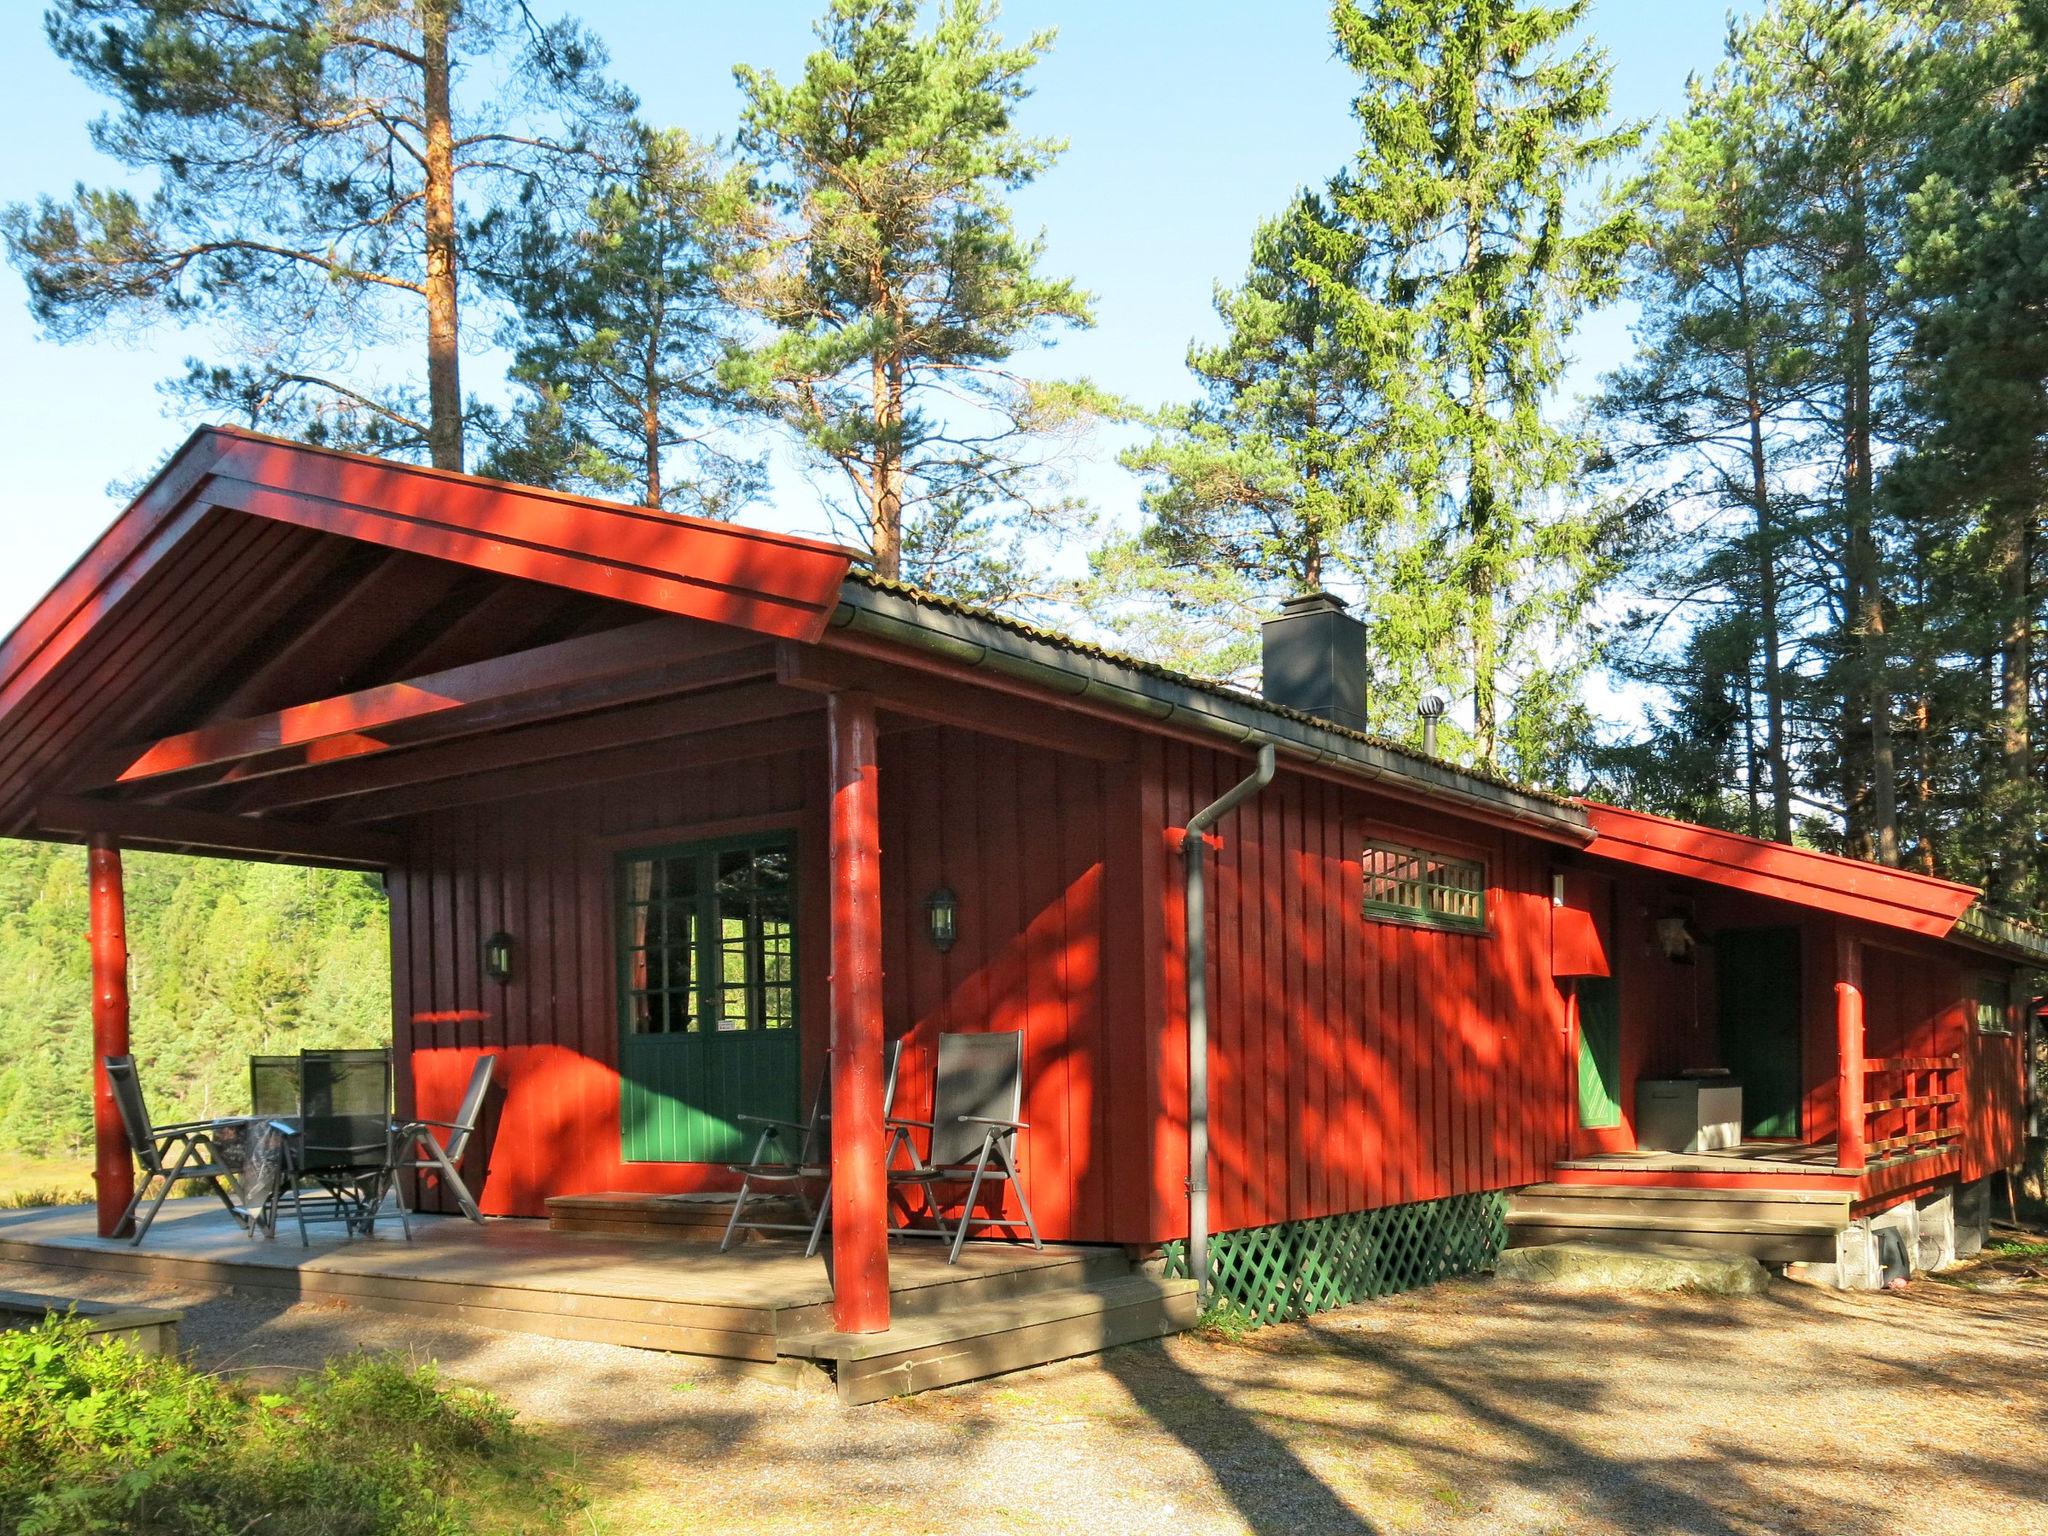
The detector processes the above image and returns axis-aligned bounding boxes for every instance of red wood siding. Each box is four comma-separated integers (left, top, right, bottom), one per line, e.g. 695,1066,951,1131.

390,724,1142,1242
1138,737,1570,1244
391,748,827,1218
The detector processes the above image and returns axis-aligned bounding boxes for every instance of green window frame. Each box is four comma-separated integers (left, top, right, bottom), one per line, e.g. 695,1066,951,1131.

617,833,797,1037
1362,839,1488,933
1975,974,2014,1036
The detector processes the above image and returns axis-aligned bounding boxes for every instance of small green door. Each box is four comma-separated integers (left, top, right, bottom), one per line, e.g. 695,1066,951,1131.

617,833,801,1163
1715,926,1804,1140
1577,975,1623,1129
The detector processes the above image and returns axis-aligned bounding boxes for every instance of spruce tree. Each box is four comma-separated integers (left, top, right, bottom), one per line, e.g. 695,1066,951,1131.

725,0,1104,594
1324,0,1640,772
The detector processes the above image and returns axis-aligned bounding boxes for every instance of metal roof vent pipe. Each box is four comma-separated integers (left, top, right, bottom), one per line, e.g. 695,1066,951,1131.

1261,592,1368,733
1419,693,1448,757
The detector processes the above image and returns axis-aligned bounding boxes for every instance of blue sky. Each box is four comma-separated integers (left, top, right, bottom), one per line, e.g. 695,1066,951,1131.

0,1,1753,659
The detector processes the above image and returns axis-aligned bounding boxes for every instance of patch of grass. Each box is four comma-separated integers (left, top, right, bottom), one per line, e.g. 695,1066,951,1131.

1989,1238,2048,1260
0,1316,582,1535
0,1153,95,1208
1194,1297,1262,1344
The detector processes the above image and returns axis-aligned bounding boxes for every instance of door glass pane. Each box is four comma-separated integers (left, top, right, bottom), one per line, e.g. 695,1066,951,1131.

712,844,795,1031
623,854,699,1034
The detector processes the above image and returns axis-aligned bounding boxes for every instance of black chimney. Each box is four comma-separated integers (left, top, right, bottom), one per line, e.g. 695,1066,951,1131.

1261,592,1367,732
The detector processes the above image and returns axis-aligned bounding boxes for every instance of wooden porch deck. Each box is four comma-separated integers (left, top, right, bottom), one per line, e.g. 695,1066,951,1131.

1554,1142,1852,1181
0,1202,1195,1403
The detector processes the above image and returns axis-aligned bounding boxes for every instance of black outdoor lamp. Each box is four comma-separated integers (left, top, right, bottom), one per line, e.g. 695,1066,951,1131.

483,930,515,984
924,887,958,954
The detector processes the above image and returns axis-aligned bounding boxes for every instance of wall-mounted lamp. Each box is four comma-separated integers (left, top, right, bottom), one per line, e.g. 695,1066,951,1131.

924,887,958,954
483,930,515,984
1419,693,1448,757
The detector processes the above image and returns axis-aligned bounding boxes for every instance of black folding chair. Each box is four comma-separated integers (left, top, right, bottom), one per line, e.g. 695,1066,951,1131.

277,1048,403,1245
388,1053,496,1224
721,1041,902,1256
102,1055,241,1245
888,1030,1042,1263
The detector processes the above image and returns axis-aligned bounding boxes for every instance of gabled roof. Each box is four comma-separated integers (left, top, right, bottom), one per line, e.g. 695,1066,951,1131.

0,428,856,845
1579,800,2001,946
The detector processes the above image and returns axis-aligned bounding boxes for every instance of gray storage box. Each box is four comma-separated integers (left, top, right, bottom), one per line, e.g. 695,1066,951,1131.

1636,1077,1743,1153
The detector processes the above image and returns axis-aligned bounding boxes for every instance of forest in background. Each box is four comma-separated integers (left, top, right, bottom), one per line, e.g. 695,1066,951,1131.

0,841,388,1159
4,0,2048,1151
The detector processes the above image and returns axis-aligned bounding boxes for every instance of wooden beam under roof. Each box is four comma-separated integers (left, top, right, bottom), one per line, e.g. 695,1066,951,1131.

34,795,401,869
88,618,762,792
328,710,822,824
215,677,809,816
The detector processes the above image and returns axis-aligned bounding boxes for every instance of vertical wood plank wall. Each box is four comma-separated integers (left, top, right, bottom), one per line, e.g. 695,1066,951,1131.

1137,736,1572,1246
387,717,1587,1244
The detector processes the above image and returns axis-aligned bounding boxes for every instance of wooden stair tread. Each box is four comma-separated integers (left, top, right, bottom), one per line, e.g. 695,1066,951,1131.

1506,1208,1847,1236
1515,1182,1850,1206
777,1274,1196,1363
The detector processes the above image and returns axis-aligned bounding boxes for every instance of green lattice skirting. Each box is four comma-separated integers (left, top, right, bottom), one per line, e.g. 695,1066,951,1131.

1161,1192,1508,1327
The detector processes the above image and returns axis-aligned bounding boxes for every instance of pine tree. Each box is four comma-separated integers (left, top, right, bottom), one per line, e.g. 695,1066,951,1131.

1893,4,2048,901
1323,0,1640,772
2,1,630,470
725,0,1105,595
1597,56,1823,842
484,128,764,515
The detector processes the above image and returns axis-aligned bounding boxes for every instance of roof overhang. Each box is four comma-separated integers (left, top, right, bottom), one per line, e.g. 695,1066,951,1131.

1579,800,1983,941
0,428,859,862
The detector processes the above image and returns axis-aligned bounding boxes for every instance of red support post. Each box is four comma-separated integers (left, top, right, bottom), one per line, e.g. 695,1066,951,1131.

827,691,890,1333
89,835,134,1238
1835,927,1867,1173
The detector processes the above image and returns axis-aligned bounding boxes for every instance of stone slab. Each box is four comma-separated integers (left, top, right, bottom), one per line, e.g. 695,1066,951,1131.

1493,1240,1770,1296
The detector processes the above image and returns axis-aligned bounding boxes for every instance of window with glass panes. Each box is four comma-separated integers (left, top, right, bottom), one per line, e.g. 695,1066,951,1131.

619,837,795,1034
1361,840,1488,932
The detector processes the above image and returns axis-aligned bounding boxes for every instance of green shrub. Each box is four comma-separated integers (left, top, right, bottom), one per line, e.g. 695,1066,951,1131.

0,1317,579,1535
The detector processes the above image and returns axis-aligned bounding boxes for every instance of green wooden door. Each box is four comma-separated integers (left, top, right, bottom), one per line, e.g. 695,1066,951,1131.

1577,975,1623,1129
617,834,801,1163
1715,926,1804,1140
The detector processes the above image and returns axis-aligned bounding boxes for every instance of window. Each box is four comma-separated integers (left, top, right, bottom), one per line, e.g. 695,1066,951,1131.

1975,975,2015,1036
620,837,795,1035
1363,840,1487,932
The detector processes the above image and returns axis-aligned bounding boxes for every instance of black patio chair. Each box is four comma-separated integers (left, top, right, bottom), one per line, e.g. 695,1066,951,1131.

101,1055,242,1246
887,1030,1043,1263
276,1048,402,1246
249,1054,299,1117
387,1053,497,1224
720,1040,902,1256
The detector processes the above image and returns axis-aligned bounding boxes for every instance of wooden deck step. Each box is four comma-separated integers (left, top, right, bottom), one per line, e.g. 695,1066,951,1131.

544,1192,806,1242
776,1273,1199,1405
1507,1182,1850,1264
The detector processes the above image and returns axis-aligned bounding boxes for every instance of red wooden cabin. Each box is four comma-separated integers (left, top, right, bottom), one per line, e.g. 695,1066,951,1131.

1,430,2036,1332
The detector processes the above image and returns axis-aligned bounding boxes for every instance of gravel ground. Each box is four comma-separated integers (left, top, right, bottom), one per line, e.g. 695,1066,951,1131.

6,1243,2047,1536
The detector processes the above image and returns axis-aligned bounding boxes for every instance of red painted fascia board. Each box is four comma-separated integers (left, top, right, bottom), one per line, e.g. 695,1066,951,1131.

1579,800,1978,937
0,431,228,719
200,431,856,640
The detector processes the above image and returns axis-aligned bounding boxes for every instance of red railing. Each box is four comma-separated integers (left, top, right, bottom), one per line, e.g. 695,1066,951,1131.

1861,1054,1963,1166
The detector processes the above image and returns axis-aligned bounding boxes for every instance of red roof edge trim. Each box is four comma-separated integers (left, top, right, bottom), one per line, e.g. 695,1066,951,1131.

1578,800,1979,938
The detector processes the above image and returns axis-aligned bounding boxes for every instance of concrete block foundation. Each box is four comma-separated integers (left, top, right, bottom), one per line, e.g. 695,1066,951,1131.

1785,1177,1992,1290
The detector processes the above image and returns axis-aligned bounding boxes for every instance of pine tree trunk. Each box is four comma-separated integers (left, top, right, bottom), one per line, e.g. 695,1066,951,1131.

1845,195,1897,866
1737,266,1794,843
1997,505,2033,901
644,327,663,510
1463,202,1498,765
870,352,905,582
422,0,463,472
